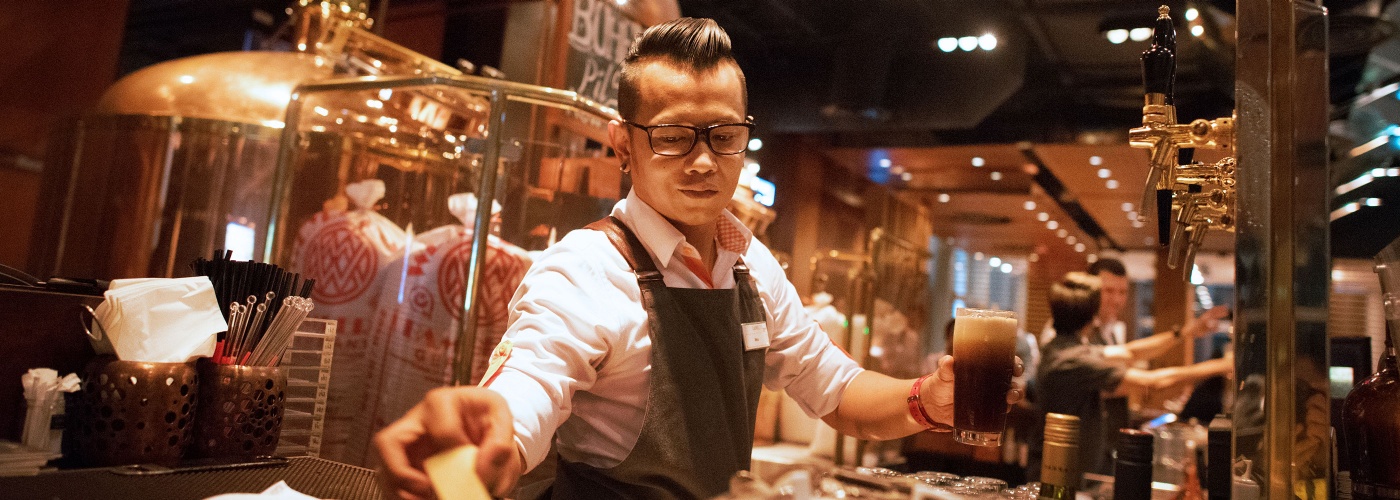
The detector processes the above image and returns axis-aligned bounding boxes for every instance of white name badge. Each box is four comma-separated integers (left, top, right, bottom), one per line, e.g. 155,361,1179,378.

742,322,769,351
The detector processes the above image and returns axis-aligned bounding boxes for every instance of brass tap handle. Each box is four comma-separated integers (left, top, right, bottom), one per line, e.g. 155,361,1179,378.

1142,5,1177,103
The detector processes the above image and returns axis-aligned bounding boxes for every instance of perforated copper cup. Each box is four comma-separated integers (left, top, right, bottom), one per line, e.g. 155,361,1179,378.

68,357,198,467
190,358,286,459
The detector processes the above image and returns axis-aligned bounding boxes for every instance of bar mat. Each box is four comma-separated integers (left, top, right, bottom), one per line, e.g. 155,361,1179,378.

0,456,383,499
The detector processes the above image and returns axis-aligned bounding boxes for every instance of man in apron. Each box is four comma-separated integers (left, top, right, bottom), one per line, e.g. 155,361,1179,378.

375,17,1024,499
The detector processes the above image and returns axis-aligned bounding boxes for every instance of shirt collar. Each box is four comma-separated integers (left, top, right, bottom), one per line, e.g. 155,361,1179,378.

612,189,752,269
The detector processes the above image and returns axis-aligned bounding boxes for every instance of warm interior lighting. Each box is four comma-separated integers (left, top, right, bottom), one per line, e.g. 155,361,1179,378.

990,171,1003,181
1097,168,1111,178
366,99,384,109
959,36,978,51
1000,263,1013,274
1185,8,1200,21
971,156,985,167
1090,155,1103,166
1047,220,1059,230
1024,201,1036,210
1074,243,1087,252
1106,179,1120,189
1190,25,1205,37
748,138,763,151
937,38,959,52
1129,27,1152,42
1037,212,1050,221
878,158,892,168
1121,202,1134,212
938,193,951,203
989,257,1002,267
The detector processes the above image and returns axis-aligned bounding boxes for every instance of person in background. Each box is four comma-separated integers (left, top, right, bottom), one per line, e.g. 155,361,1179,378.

1030,272,1232,479
373,18,1023,500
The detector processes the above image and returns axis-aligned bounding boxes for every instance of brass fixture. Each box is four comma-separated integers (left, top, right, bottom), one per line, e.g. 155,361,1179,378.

1128,5,1236,279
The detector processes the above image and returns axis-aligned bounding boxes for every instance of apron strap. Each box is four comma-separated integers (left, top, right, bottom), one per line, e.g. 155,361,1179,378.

585,216,662,283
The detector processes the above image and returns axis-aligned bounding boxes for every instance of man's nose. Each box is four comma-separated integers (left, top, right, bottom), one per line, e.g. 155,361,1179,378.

685,142,720,174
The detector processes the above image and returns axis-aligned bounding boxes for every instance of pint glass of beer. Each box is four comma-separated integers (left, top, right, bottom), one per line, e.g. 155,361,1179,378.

951,307,1018,446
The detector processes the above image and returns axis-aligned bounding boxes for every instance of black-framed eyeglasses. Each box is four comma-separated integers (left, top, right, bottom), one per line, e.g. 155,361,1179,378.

622,118,755,157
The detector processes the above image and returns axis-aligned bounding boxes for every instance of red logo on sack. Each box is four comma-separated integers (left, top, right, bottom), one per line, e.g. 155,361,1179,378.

438,240,525,324
305,221,378,305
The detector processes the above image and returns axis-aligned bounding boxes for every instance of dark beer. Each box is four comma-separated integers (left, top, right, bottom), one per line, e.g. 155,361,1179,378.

951,308,1018,446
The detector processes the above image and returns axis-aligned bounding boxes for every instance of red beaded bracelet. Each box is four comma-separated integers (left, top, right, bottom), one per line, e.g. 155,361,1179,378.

907,373,951,432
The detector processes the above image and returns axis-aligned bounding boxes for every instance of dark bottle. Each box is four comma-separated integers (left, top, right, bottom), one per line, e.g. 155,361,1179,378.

1342,321,1400,500
1114,429,1154,500
1039,413,1081,500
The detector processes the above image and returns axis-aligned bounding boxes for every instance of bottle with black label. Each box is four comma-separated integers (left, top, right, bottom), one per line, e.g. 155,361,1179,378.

1039,413,1081,500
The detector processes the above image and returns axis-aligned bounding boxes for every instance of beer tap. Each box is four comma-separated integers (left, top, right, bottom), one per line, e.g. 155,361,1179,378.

1128,6,1236,279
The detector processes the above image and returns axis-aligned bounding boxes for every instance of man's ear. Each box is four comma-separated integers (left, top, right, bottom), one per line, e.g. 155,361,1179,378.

607,119,632,170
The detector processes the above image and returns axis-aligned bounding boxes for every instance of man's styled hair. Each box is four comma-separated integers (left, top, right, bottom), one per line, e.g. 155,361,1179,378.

1087,257,1127,278
1049,272,1102,337
616,17,747,120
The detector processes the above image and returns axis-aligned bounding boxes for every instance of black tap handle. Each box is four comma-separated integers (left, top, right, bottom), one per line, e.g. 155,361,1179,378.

1157,189,1173,247
1142,5,1177,104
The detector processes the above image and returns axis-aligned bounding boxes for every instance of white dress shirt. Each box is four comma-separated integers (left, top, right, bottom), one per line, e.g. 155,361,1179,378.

486,190,863,471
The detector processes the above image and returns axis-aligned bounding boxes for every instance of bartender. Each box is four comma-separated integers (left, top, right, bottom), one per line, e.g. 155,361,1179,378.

374,18,1023,499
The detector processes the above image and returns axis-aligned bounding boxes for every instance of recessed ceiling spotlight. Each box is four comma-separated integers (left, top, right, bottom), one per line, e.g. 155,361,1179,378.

1132,220,1145,228
1106,29,1129,44
1067,235,1077,245
1075,242,1087,252
1121,202,1134,212
971,156,985,167
1097,168,1111,179
989,257,1002,267
878,158,892,168
1190,25,1205,37
974,252,984,261
1000,262,1013,273
1056,229,1068,238
1185,8,1200,21
1089,156,1103,166
1106,179,1120,189
1047,220,1059,230
978,34,998,51
1024,201,1036,211
747,138,763,151
1087,254,1099,263
902,172,913,181
937,38,959,52
1129,27,1152,42
938,193,951,203
1037,212,1049,221
990,171,1003,181
959,36,978,51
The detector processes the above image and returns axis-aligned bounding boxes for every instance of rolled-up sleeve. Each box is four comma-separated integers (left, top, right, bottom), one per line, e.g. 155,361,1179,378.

747,244,863,419
485,233,638,471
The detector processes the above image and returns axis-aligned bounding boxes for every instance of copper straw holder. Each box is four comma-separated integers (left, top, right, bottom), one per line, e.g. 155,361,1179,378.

190,358,286,459
68,357,199,467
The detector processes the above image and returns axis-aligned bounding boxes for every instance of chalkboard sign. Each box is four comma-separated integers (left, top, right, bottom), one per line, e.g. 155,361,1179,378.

565,0,643,110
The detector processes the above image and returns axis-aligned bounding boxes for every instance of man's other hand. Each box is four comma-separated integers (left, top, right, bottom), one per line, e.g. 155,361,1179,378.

374,387,523,499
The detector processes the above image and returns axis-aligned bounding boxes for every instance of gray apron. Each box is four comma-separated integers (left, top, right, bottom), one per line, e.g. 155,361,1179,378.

532,216,767,499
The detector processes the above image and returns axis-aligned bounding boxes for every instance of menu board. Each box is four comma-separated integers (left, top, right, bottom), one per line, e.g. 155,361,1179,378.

565,0,643,110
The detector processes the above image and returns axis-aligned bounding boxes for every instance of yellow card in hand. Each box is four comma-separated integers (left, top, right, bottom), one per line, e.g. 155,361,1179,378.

424,444,492,500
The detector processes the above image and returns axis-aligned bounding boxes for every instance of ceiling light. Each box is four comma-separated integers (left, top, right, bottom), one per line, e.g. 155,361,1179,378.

937,38,959,52
978,34,998,51
178,75,195,84
378,89,393,100
1067,235,1077,245
1089,156,1103,166
959,36,978,51
1087,254,1099,263
1047,220,1059,230
1128,211,1139,220
990,257,1002,267
1097,168,1111,178
1037,212,1049,221
990,171,1003,181
1106,179,1120,189
1185,8,1200,21
366,99,384,109
1106,29,1129,44
1190,25,1204,37
1001,263,1013,274
1121,202,1134,212
748,138,763,151
1366,197,1383,207
1056,229,1068,238
878,158,892,168
938,193,951,203
1029,253,1040,262
1129,28,1152,42
1132,220,1145,228
1075,243,1087,252
971,156,985,167
902,172,913,181
1024,201,1036,210
974,252,984,261
314,106,329,116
